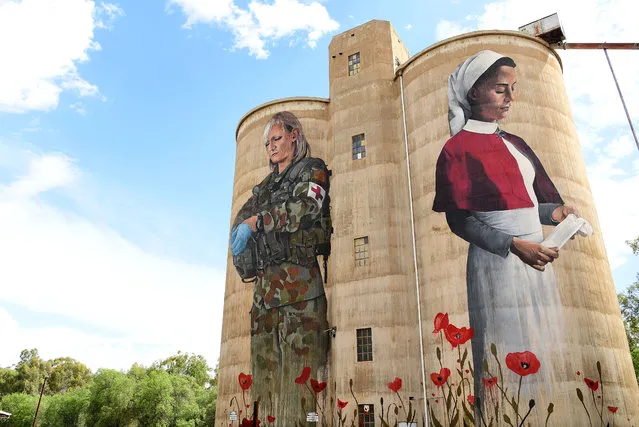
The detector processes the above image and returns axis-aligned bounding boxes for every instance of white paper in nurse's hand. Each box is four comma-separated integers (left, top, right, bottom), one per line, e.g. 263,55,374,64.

542,214,592,249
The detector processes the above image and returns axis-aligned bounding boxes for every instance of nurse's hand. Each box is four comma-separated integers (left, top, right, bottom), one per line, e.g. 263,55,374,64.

552,205,579,222
510,237,559,271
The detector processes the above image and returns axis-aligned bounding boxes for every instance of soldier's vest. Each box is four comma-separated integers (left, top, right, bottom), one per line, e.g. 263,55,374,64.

232,158,332,283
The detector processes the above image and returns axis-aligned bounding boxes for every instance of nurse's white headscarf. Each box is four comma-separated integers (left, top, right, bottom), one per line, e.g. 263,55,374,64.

447,50,515,137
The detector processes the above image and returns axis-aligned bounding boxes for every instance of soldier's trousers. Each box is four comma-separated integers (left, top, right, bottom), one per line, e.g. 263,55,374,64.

250,295,329,426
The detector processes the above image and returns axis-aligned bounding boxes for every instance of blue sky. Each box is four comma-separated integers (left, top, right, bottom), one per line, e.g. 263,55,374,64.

1,0,638,372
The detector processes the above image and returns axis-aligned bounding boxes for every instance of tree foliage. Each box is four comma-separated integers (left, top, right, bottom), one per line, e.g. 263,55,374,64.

627,236,639,255
619,236,639,383
153,351,212,388
0,393,41,427
48,357,92,394
15,349,51,395
0,350,218,427
42,388,90,427
85,369,135,427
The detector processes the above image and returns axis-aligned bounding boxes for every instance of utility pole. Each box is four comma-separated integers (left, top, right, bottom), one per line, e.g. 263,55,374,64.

32,376,47,427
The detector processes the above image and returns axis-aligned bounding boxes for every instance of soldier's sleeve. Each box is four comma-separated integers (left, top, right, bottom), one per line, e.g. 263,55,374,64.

232,193,259,228
261,159,329,233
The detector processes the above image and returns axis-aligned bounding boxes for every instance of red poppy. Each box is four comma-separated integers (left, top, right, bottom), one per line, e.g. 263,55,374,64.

268,416,276,422
430,368,451,387
444,324,474,348
310,378,327,393
584,378,599,391
433,312,449,334
576,371,581,376
387,377,402,392
295,366,311,384
241,418,260,427
337,399,348,409
482,376,498,388
467,395,475,405
505,351,541,376
238,373,253,390
607,406,618,414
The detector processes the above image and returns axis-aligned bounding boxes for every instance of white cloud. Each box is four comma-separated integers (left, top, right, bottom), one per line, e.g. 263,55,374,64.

69,102,87,116
0,0,122,113
169,0,339,59
168,0,234,27
405,24,413,30
95,2,124,30
588,135,639,268
434,0,639,270
2,153,78,199
435,18,474,40
0,146,225,371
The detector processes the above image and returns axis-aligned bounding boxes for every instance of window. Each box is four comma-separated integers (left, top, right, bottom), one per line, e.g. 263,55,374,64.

356,328,373,362
348,52,360,76
354,236,369,266
358,404,375,427
352,134,366,160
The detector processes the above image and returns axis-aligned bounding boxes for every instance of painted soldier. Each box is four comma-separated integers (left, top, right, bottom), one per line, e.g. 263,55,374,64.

230,111,331,425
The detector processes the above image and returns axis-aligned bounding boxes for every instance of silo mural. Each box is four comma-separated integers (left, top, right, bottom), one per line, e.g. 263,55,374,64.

216,21,639,427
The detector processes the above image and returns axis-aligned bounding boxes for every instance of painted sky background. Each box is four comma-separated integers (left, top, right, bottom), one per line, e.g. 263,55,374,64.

1,0,638,373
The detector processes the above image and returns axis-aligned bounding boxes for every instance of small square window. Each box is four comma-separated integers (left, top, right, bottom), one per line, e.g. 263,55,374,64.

357,327,373,362
348,52,360,76
352,134,366,160
354,236,369,266
358,404,375,427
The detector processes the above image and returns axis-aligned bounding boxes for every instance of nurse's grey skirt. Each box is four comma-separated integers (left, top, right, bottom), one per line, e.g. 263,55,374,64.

467,230,567,424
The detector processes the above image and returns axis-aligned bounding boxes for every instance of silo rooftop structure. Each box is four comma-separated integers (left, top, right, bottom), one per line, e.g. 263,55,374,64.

217,20,639,426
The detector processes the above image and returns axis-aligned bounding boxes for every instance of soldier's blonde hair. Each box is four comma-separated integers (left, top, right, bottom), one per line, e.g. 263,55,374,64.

263,111,311,171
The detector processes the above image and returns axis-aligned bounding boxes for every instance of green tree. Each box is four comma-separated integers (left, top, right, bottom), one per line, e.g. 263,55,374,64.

127,363,147,382
170,375,201,425
86,369,135,427
42,388,90,427
627,236,639,255
0,368,19,396
619,281,639,381
48,357,92,394
15,349,51,395
619,236,639,383
0,393,42,427
153,352,212,388
195,385,217,426
132,370,174,427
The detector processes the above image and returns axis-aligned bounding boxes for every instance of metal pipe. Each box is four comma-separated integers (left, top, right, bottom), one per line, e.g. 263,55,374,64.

399,70,429,426
554,42,639,50
603,48,639,152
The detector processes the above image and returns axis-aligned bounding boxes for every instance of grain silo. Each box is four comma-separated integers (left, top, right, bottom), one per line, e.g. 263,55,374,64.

216,20,639,426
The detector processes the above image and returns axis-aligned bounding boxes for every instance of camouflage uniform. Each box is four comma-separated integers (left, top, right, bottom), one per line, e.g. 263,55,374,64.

233,157,330,425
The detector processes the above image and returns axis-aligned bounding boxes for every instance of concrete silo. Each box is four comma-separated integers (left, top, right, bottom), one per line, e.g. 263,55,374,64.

216,20,639,427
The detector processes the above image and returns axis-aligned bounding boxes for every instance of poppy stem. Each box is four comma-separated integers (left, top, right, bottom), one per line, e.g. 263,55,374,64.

598,368,604,427
579,391,593,427
458,346,466,400
439,332,444,369
305,383,325,422
242,390,248,419
590,389,603,426
516,375,522,423
517,402,534,427
395,391,409,421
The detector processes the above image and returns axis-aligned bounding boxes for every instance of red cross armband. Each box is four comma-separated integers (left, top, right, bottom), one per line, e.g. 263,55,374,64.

307,182,326,208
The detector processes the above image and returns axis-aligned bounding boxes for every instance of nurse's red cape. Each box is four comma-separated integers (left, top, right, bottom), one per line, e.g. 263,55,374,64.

432,130,563,212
